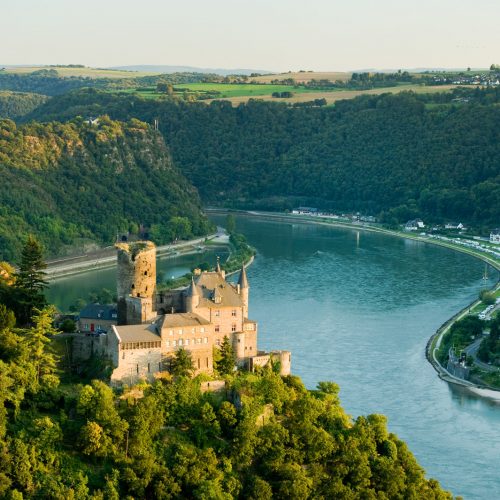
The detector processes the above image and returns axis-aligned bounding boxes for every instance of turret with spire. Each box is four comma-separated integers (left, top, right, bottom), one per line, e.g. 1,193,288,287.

216,256,225,279
185,276,199,312
238,265,249,318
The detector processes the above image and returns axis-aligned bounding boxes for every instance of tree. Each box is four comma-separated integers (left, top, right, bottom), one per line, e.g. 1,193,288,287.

216,336,235,375
170,348,193,377
225,214,236,234
479,289,495,305
13,236,47,323
23,306,60,388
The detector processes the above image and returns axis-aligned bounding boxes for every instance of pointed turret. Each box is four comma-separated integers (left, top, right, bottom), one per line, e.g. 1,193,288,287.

215,256,225,278
238,265,249,318
187,276,199,296
238,265,249,289
185,276,199,312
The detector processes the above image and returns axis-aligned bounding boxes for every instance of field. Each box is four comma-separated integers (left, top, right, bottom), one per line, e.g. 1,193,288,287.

249,71,351,83
119,82,458,105
173,83,320,98
203,84,458,105
1,66,159,78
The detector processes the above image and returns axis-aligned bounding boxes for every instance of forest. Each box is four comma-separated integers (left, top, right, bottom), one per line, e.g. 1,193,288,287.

0,116,212,261
0,92,48,120
26,87,500,229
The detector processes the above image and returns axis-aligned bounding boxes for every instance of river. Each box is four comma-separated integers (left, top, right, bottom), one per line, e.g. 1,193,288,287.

49,215,500,499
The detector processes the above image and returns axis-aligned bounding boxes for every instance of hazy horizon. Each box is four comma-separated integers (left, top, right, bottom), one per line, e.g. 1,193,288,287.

2,0,499,72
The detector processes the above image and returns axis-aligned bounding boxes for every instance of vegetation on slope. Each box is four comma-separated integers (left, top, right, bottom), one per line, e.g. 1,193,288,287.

0,116,212,260
0,91,49,120
28,88,500,228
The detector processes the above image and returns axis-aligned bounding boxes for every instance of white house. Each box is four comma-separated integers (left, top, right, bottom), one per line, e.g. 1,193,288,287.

490,229,500,244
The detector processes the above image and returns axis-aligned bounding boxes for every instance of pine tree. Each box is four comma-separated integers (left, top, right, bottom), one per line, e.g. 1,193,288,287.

217,336,235,375
14,235,47,324
16,235,47,294
24,306,59,389
170,348,194,378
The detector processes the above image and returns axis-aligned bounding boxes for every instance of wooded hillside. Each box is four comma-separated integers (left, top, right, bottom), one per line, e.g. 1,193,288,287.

0,117,212,260
29,88,500,227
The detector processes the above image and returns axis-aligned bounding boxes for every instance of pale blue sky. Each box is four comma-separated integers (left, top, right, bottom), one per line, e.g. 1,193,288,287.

2,0,499,71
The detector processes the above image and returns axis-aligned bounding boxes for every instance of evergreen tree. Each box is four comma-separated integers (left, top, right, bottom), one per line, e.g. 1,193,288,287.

23,306,59,389
13,235,47,324
170,347,194,378
217,335,235,375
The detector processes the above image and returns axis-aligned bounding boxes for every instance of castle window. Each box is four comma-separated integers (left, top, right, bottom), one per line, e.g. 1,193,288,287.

232,309,237,317
197,358,201,369
122,352,125,359
178,329,183,335
200,327,205,333
131,284,135,289
148,363,150,373
203,337,208,344
231,324,236,332
173,340,177,347
178,339,183,346
144,271,148,276
169,330,173,335
215,325,220,332
206,357,209,367
197,338,202,344
136,364,139,374
166,340,170,347
191,328,195,334
185,339,190,346
216,339,220,346
215,310,220,317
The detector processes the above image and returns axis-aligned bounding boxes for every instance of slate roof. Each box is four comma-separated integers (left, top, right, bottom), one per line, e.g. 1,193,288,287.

158,312,210,329
190,272,244,308
79,304,118,321
113,324,161,343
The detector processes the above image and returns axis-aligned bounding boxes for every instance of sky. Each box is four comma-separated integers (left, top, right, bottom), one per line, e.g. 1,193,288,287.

2,0,499,72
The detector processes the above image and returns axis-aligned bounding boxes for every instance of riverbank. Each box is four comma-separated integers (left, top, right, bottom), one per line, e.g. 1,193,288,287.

46,233,221,280
207,208,500,397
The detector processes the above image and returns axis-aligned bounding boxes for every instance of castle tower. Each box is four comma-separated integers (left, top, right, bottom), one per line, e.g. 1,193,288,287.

116,241,156,324
185,276,200,313
238,265,249,318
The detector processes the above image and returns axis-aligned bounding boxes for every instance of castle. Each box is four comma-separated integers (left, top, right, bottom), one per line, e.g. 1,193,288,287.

106,241,291,383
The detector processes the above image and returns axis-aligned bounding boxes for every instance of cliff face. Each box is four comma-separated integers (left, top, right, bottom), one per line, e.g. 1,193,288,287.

0,117,212,261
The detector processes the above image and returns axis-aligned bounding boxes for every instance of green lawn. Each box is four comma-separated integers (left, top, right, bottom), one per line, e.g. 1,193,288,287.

171,83,319,97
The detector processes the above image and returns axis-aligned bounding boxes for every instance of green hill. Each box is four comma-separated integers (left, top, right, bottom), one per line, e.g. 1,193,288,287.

28,88,500,227
0,116,212,260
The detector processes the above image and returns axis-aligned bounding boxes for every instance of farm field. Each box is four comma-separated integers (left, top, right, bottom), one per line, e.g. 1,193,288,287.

1,66,159,78
203,84,458,105
249,71,351,83
172,82,320,97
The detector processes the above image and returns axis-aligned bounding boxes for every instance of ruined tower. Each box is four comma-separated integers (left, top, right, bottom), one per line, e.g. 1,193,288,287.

116,241,157,325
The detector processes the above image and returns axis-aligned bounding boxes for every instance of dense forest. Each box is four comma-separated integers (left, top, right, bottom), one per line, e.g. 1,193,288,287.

28,88,500,227
0,92,48,120
0,117,212,260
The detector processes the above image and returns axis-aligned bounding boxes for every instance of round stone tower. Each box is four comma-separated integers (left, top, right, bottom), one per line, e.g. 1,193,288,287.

116,241,156,324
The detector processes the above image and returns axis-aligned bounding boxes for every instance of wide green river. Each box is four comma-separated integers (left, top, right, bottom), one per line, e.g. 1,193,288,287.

48,215,500,499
